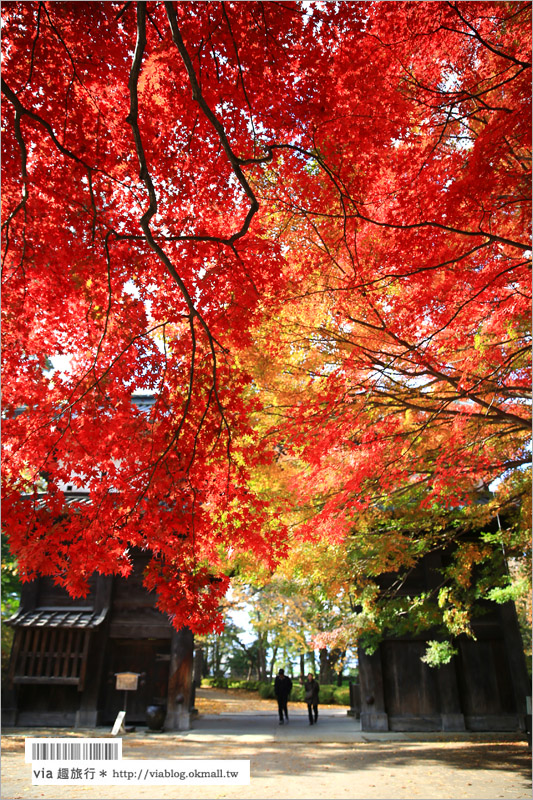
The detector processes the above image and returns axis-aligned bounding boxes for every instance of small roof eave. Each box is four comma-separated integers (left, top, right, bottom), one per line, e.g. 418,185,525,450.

7,606,108,629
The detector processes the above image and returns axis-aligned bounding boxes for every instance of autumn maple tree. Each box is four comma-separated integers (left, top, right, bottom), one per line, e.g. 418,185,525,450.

2,2,531,635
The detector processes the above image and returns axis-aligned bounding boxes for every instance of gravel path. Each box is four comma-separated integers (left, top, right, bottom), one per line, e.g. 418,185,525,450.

2,688,530,800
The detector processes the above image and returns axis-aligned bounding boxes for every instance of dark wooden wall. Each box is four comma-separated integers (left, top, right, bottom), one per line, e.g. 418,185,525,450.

358,550,529,732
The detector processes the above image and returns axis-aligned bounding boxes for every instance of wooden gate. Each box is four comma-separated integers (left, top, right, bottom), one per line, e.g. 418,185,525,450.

382,640,441,731
102,639,170,724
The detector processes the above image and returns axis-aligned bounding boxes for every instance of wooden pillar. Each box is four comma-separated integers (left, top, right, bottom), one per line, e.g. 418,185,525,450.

76,575,113,728
358,645,389,731
498,601,530,727
165,627,194,731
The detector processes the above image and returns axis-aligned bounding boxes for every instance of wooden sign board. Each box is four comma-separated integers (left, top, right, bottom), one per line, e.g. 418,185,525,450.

115,672,139,691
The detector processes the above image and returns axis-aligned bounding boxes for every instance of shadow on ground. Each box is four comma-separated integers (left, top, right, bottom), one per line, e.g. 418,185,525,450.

120,738,531,781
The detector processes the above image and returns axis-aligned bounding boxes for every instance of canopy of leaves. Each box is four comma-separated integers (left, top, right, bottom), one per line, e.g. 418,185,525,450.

2,2,530,634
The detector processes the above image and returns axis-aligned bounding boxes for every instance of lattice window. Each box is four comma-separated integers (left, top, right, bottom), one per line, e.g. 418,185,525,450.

10,627,91,690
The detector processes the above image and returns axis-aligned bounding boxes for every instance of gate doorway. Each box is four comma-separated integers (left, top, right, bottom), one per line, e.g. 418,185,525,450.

102,639,170,724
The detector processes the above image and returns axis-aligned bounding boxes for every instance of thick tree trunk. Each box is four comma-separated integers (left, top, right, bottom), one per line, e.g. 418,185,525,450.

190,645,203,710
201,646,210,678
268,646,278,682
257,638,267,682
307,650,317,675
213,638,223,677
319,648,333,683
193,646,203,685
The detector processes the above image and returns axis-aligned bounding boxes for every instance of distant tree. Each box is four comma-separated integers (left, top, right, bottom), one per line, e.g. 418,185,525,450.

196,617,251,678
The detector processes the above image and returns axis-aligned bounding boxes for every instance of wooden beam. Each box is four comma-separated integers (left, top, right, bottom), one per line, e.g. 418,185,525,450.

13,676,79,685
165,627,193,731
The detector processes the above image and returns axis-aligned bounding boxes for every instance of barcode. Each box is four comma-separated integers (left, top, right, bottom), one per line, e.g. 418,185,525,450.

27,739,121,762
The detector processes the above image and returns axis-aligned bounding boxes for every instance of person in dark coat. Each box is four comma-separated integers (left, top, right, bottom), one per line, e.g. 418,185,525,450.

304,673,320,724
274,668,293,724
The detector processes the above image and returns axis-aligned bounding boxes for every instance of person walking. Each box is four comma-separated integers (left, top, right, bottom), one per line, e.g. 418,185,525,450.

304,673,320,725
274,668,293,724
